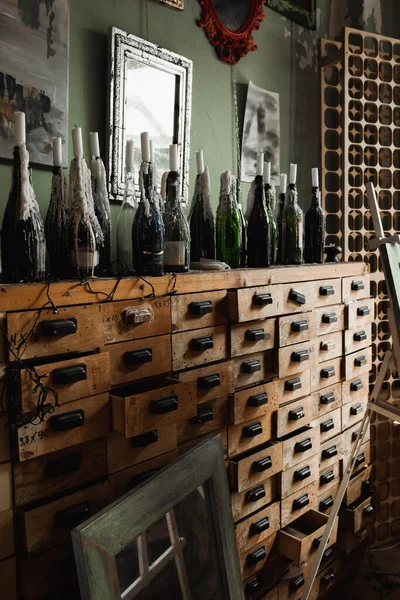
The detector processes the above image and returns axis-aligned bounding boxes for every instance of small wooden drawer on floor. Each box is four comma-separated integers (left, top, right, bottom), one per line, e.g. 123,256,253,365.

310,357,342,392
344,325,372,355
311,382,342,420
171,290,228,332
228,285,283,323
278,340,317,379
232,381,278,426
318,483,339,515
312,407,341,444
0,422,10,463
346,298,374,330
343,465,372,506
172,325,227,371
320,433,344,469
317,331,343,364
341,397,368,430
342,274,370,302
341,495,375,533
107,425,178,474
13,438,107,506
0,462,12,512
101,296,171,343
281,282,315,314
178,396,228,444
281,481,318,528
0,509,14,560
7,304,102,360
232,475,278,522
233,350,275,390
0,557,16,600
111,377,196,438
278,371,311,406
281,455,319,500
239,532,277,579
236,501,280,553
178,360,234,404
310,558,341,600
314,279,342,307
319,461,340,493
230,319,276,358
313,304,345,337
278,312,314,348
228,412,274,458
16,392,110,462
342,373,369,405
110,334,172,386
344,346,372,381
277,396,314,438
281,426,320,470
19,352,111,412
18,480,112,556
229,442,283,493
278,509,338,567
343,422,370,456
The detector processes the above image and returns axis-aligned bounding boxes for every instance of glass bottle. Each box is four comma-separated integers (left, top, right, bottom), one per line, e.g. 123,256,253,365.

276,173,287,264
233,177,247,267
304,169,326,263
91,157,111,275
188,166,215,262
264,178,278,265
163,170,190,272
247,174,271,268
45,166,69,278
116,162,137,273
282,164,304,265
216,171,241,268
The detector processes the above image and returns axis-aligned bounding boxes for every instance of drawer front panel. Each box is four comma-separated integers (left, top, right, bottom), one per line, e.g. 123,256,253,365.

342,373,369,405
314,279,342,307
233,351,274,390
231,475,278,522
317,331,343,364
278,312,314,348
230,319,276,358
101,297,171,343
178,360,234,404
239,532,276,579
230,285,283,323
344,346,372,381
345,441,371,475
171,290,227,332
313,407,341,444
313,304,345,336
16,393,110,462
310,357,342,392
318,461,340,493
281,455,319,500
0,509,14,561
344,325,372,355
344,495,375,533
282,426,320,470
281,481,318,528
343,465,372,506
231,442,283,493
311,382,342,420
312,559,342,599
178,396,228,444
342,274,370,302
277,396,314,438
228,413,274,458
278,371,311,406
110,334,172,386
0,462,12,512
343,423,371,457
281,282,315,314
347,298,374,329
320,433,344,469
232,381,278,426
172,326,226,371
318,483,340,515
278,341,317,378
236,501,280,553
341,397,368,430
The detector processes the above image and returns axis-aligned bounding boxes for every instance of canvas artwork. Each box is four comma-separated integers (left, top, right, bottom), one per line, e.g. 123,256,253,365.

241,80,280,185
0,0,70,165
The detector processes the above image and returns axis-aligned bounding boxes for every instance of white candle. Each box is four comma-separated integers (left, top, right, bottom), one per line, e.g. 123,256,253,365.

256,153,264,176
196,150,204,175
312,167,319,188
140,132,150,162
126,139,134,169
72,127,83,159
14,111,26,146
264,161,271,185
289,163,297,185
149,140,154,163
89,132,100,158
170,144,178,172
53,137,62,167
280,173,287,192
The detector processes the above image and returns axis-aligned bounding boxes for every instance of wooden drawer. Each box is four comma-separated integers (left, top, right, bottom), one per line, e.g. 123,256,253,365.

0,421,10,463
313,407,341,444
278,371,311,406
7,304,102,360
314,279,342,307
342,441,371,475
172,325,226,371
230,318,275,358
341,397,368,430
317,331,343,364
101,296,171,343
311,382,342,420
343,422,371,456
311,357,342,392
281,481,318,528
228,412,274,458
178,360,234,404
16,392,110,462
0,509,14,560
236,501,280,553
277,570,306,600
346,298,374,330
107,425,177,474
318,483,339,515
229,441,283,493
171,290,227,332
239,532,277,579
343,465,372,506
318,461,340,493
110,334,172,386
232,381,278,426
0,462,12,512
313,304,345,336
228,285,283,323
281,426,320,470
342,274,370,302
320,433,344,469
344,346,372,381
111,378,197,437
278,510,338,567
13,438,107,506
233,350,275,390
178,396,228,444
18,480,112,556
278,312,314,348
341,495,375,533
344,325,372,355
342,373,369,406
278,340,317,379
277,396,314,438
281,282,315,314
281,455,319,500
310,558,341,600
19,352,111,412
232,475,278,522
0,557,16,600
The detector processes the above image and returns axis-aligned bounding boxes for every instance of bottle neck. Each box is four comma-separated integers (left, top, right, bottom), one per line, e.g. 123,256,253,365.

123,167,136,207
254,175,266,209
165,171,181,210
288,184,298,205
311,187,321,208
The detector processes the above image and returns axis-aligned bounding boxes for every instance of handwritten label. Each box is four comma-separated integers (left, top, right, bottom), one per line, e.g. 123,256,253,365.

19,429,49,447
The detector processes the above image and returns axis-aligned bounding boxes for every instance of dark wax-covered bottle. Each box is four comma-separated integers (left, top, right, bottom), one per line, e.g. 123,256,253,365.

235,179,247,267
282,164,303,265
45,166,69,278
163,170,190,272
264,163,278,265
91,156,111,275
304,168,326,264
247,174,271,268
276,173,287,264
216,171,241,268
188,166,215,262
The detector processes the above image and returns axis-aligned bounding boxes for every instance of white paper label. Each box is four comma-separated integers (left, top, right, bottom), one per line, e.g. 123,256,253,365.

72,249,99,269
164,241,185,266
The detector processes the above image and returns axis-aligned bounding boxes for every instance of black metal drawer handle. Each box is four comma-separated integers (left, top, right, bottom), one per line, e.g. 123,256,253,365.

52,364,87,386
150,395,178,415
50,409,84,432
252,293,273,306
250,516,270,535
289,407,305,421
245,328,265,341
243,422,263,438
55,502,90,528
45,453,81,478
313,534,323,549
352,429,361,441
241,359,261,374
321,418,334,433
350,379,363,392
352,280,365,291
252,455,272,472
247,392,268,407
321,572,335,586
197,373,220,389
362,480,371,495
295,437,312,453
357,306,370,316
131,430,159,448
354,330,367,342
320,285,335,296
291,349,309,363
320,469,335,485
322,445,338,460
320,391,335,405
247,484,266,503
321,366,335,378
190,336,213,351
285,377,302,391
350,402,363,415
289,289,306,305
291,319,309,333
293,493,309,510
190,406,214,425
294,465,311,482
319,496,334,511
322,312,337,324
246,546,266,565
355,452,365,466
124,348,152,365
322,547,334,562
290,574,305,592
189,300,213,315
40,318,77,337
129,468,159,489
354,355,367,367
245,577,263,593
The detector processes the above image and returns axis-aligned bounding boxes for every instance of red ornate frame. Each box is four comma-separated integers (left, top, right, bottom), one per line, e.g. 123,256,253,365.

197,0,265,65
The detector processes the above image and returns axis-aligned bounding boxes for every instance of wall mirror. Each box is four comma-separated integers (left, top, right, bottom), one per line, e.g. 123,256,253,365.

108,28,192,203
266,0,316,30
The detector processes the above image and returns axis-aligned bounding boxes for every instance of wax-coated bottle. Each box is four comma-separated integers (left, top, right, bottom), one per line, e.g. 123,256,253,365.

234,178,247,267
91,157,111,275
163,170,190,272
116,159,137,273
45,166,69,278
282,164,303,265
132,163,165,276
264,162,278,265
247,174,271,267
304,168,326,263
276,173,287,265
216,171,241,268
188,166,215,262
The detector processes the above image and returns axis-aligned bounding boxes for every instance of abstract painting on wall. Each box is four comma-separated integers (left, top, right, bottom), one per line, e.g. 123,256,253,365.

0,0,70,165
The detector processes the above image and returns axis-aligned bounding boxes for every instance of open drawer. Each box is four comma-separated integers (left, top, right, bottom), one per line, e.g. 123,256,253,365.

341,495,376,533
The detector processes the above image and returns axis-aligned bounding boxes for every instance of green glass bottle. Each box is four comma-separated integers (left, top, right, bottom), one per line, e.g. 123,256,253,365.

304,168,326,264
282,164,304,265
264,162,278,265
216,171,241,268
